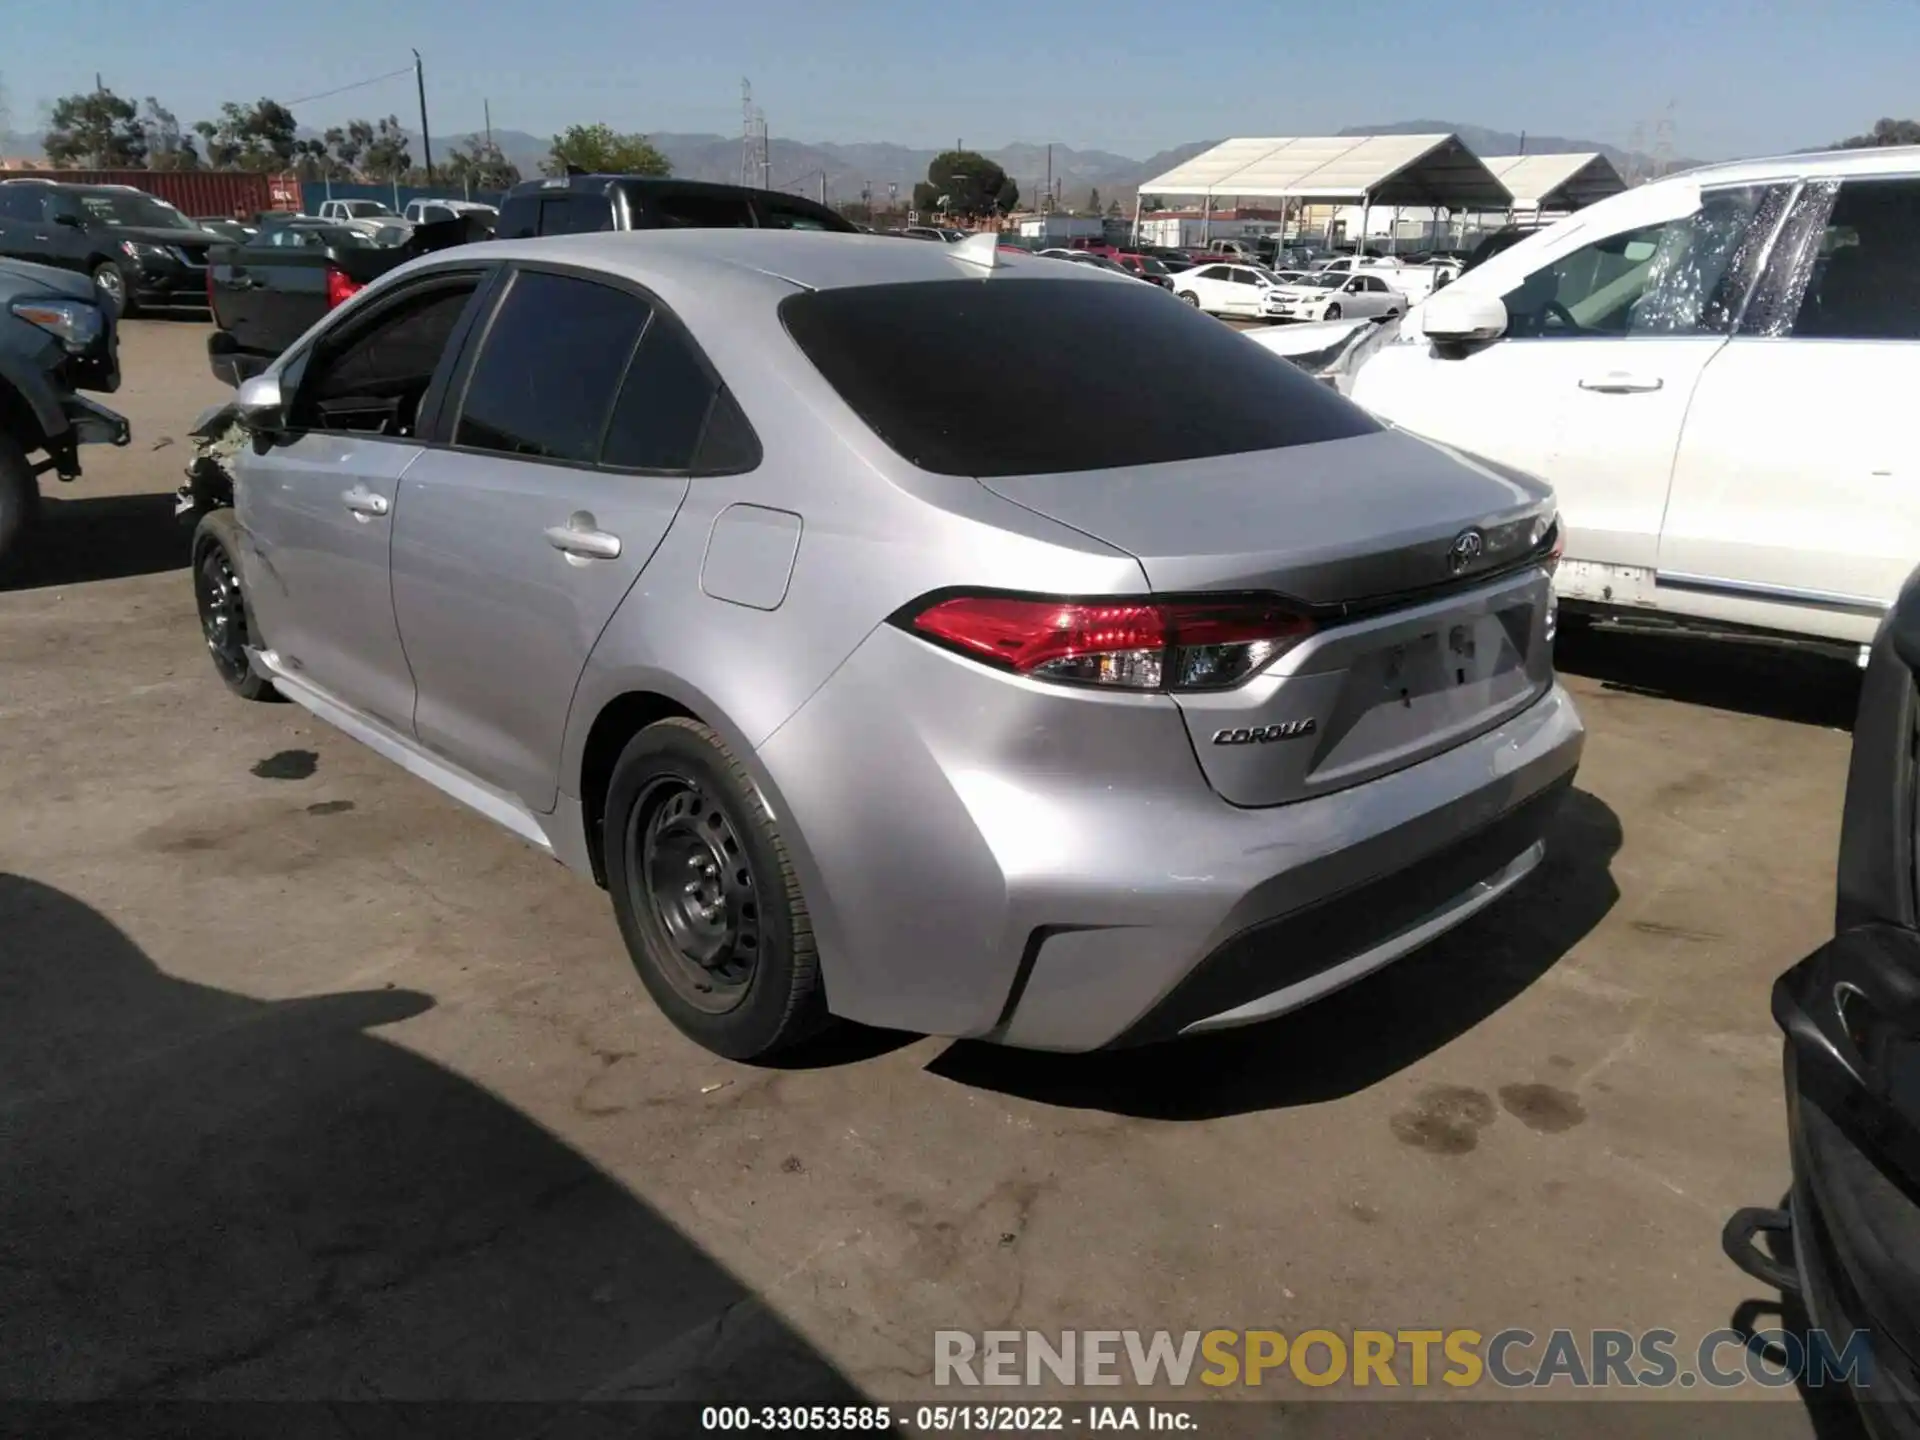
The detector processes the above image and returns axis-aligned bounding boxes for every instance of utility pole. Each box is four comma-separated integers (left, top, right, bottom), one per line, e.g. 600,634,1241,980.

413,49,434,183
484,98,493,150
1045,144,1052,214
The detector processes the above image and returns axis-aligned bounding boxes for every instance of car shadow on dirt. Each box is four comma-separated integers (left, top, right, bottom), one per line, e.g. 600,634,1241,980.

1555,623,1863,732
926,787,1622,1121
0,872,867,1416
1,492,188,592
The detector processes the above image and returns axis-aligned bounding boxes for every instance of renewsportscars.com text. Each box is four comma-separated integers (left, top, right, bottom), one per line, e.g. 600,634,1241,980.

933,1327,1873,1391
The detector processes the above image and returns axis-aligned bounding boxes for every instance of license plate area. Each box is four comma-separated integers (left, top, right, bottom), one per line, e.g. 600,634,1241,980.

1359,610,1528,709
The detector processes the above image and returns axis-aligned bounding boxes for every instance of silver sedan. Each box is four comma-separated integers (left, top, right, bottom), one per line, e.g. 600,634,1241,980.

189,229,1583,1060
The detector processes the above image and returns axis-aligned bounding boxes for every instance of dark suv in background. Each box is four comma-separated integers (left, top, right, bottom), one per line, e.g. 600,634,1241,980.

494,175,858,239
0,180,224,316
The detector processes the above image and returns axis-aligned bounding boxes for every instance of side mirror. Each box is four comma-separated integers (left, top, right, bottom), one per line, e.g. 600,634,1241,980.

234,372,286,432
1421,288,1508,344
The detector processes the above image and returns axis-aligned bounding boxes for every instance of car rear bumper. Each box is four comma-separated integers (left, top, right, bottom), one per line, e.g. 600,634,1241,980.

755,624,1585,1050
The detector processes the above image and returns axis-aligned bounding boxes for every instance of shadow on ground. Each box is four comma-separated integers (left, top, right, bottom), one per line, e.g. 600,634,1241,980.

0,872,864,1412
1556,622,1863,731
930,787,1622,1120
3,493,188,592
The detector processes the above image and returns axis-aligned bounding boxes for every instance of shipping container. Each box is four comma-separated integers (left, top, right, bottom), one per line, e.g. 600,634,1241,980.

0,169,283,221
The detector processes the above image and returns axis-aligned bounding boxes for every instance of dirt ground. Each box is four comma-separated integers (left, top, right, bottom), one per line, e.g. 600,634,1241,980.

0,318,1870,1435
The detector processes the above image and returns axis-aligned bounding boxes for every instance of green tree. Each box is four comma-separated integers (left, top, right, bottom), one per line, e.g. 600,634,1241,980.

1836,118,1920,148
909,150,1019,218
360,115,412,180
544,123,670,177
138,98,197,170
1105,198,1123,219
44,87,145,167
1086,187,1101,213
444,137,520,191
194,98,298,171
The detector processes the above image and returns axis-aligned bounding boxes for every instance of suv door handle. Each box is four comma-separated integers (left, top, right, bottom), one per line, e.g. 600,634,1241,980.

341,487,390,517
1578,372,1664,394
545,514,622,560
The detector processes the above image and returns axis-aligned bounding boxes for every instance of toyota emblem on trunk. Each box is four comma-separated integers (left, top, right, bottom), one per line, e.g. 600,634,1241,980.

1447,528,1486,574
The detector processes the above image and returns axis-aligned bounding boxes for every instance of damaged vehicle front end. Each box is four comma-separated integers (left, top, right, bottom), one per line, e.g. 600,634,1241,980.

1243,312,1403,395
0,257,132,569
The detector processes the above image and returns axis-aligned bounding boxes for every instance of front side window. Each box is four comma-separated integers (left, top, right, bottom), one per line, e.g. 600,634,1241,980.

0,188,42,221
290,278,483,437
1499,184,1790,339
455,270,650,462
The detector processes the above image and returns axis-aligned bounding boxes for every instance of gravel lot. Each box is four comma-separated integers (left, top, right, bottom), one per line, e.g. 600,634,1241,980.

0,318,1869,1434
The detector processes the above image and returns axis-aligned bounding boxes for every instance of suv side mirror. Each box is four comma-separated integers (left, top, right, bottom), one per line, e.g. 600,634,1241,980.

1422,288,1508,344
234,373,286,432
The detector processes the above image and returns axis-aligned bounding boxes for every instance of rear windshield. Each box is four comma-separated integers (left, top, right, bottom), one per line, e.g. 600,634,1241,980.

778,279,1378,477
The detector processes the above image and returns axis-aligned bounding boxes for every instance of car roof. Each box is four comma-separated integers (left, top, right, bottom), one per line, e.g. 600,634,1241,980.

469,228,1125,296
1663,142,1920,188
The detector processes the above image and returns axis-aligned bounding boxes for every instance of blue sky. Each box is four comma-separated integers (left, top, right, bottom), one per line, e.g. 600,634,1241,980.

5,0,1917,160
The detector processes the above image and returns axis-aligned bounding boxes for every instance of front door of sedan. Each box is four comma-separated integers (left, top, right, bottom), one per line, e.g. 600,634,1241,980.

390,266,719,813
236,268,493,731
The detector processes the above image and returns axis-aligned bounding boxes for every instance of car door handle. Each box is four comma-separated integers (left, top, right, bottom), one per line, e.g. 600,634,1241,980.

341,487,389,517
544,515,622,560
1578,372,1664,394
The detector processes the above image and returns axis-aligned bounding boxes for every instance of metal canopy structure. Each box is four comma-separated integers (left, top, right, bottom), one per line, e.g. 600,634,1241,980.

1481,153,1628,211
1136,134,1511,208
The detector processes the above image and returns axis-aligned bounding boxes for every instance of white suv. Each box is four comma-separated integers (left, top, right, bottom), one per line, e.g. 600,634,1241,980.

1339,144,1920,662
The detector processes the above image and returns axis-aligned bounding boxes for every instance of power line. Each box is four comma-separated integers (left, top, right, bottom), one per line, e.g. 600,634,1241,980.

285,66,414,109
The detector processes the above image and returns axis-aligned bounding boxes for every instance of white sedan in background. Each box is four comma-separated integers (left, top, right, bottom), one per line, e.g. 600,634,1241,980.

1272,271,1407,323
1168,262,1292,319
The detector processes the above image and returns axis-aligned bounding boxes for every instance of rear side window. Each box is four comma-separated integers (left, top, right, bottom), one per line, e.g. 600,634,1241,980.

780,279,1378,478
600,318,719,471
755,195,853,232
649,190,756,228
539,195,611,236
1784,177,1920,341
456,270,649,462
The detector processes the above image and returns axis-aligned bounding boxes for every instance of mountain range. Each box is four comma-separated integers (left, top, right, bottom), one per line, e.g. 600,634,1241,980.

1,120,1697,206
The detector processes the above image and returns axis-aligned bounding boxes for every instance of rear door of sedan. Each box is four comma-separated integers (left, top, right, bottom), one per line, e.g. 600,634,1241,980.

390,263,743,813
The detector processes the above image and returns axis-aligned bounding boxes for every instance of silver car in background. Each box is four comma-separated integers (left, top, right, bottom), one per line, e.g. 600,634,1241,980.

190,229,1584,1060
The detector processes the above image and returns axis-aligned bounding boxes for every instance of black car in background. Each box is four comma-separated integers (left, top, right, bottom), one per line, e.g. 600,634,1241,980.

1726,565,1920,1437
494,175,859,239
0,180,224,316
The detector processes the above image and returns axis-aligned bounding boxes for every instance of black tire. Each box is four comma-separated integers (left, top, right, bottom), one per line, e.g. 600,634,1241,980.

1177,290,1200,307
91,261,135,319
191,509,280,701
604,717,826,1061
0,430,39,576
1324,303,1342,320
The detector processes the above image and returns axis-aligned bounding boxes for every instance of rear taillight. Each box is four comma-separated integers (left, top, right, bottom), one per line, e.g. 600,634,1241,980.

325,266,364,310
902,595,1316,692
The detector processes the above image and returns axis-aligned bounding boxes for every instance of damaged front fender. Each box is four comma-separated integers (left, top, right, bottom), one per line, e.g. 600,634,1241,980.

1243,314,1403,397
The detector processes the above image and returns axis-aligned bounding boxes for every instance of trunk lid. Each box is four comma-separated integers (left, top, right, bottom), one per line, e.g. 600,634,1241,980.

978,429,1559,806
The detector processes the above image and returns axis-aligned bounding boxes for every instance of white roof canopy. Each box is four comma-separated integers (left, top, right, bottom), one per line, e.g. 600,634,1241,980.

1481,152,1628,210
1138,134,1511,208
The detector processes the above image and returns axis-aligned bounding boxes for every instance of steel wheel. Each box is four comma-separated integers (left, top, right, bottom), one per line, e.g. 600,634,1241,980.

628,774,760,1014
1324,303,1342,320
195,541,251,687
